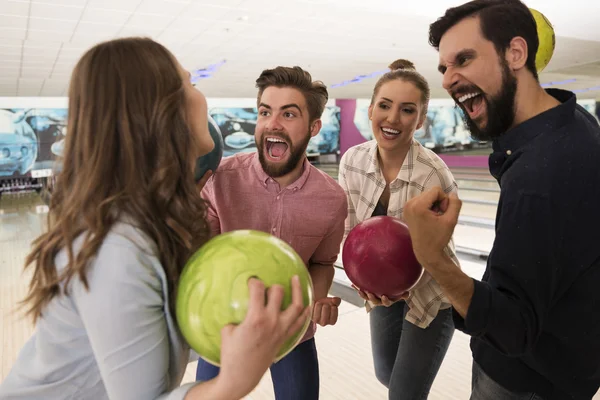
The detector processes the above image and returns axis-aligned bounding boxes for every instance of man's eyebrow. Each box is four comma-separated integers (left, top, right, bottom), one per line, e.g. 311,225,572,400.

438,49,477,73
281,103,302,115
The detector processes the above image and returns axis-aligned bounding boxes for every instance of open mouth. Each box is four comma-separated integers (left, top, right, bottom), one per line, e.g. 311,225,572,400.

380,127,401,140
458,92,485,119
265,137,289,161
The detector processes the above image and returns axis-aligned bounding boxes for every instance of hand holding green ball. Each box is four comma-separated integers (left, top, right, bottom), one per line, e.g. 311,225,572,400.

176,230,314,367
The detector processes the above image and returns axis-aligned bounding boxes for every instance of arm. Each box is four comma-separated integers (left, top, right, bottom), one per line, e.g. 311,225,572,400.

309,200,348,300
417,255,473,317
424,193,559,356
309,263,335,301
71,237,232,400
200,176,221,237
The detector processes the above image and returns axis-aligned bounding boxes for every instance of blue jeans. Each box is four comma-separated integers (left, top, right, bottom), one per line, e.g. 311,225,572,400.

195,337,319,400
471,362,545,399
369,300,455,400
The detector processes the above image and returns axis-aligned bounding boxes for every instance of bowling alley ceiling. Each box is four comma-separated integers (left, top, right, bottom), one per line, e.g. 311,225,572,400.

1,0,600,100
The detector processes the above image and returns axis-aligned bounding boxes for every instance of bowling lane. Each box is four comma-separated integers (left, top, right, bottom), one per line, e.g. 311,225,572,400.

460,188,500,203
0,192,47,379
453,224,495,255
455,178,499,192
459,201,497,220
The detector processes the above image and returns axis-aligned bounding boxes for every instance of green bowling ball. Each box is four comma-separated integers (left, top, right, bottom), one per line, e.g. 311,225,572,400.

530,8,555,73
176,229,314,366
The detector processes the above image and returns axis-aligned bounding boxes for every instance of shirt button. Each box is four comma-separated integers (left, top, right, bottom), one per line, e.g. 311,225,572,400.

272,227,276,232
276,196,280,200
506,150,512,155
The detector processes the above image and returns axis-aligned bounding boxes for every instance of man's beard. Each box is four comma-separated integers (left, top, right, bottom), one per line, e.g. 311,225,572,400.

459,60,518,141
256,130,311,178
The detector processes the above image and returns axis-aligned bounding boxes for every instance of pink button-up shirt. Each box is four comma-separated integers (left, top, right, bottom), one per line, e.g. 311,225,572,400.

201,152,347,342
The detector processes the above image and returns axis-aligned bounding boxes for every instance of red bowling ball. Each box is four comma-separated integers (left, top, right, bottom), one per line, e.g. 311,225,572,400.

342,216,423,299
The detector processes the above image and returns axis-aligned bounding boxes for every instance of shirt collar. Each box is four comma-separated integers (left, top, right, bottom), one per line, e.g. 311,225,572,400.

489,88,576,181
492,88,576,154
366,139,419,183
251,151,311,190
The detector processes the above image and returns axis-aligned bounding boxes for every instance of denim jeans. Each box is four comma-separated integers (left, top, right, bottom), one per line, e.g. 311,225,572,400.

195,337,319,400
471,362,545,400
369,300,455,400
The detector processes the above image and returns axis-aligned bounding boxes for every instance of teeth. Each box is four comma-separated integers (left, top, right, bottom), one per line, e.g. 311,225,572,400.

266,137,286,159
458,93,480,103
381,127,400,135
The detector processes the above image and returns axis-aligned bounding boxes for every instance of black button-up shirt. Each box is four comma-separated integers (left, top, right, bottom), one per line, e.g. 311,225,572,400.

453,89,600,400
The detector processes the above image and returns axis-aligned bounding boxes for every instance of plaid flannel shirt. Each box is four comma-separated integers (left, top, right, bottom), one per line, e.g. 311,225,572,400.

338,139,460,329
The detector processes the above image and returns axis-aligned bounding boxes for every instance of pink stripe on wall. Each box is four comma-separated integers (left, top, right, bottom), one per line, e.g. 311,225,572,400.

336,99,366,155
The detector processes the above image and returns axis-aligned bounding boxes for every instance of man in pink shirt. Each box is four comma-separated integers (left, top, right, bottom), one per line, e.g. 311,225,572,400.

195,66,347,400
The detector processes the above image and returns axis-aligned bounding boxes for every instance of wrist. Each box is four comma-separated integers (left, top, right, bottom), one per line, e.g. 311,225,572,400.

187,374,241,400
308,264,334,300
419,251,449,271
215,372,247,400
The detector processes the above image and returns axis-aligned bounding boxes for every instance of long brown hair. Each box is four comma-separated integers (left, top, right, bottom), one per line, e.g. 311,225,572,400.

20,37,211,323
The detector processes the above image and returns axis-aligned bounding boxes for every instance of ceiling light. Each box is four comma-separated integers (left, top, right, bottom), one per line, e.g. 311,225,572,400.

540,78,577,87
572,85,600,93
191,60,227,84
330,70,389,88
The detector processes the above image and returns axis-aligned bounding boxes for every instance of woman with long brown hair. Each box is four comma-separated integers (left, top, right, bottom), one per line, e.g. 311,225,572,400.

0,37,310,400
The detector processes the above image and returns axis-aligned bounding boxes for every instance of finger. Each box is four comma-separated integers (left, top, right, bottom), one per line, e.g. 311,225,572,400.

286,305,311,338
434,197,450,214
407,187,445,214
365,291,381,304
357,291,368,301
381,295,393,307
330,297,342,306
312,301,322,323
281,275,305,322
319,305,331,326
444,193,462,221
246,278,266,315
266,284,285,314
352,285,368,301
329,305,339,325
425,187,449,210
